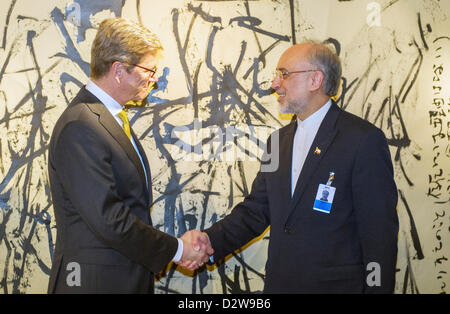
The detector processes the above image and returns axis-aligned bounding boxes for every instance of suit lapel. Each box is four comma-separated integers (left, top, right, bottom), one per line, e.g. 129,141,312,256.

131,128,153,205
283,102,341,224
278,120,297,201
79,88,148,188
268,120,296,219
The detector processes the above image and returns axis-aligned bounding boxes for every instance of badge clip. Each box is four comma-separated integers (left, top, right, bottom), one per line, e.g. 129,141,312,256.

326,172,335,186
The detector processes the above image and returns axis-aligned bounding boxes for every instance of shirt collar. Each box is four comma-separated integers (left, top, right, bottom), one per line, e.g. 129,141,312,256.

85,79,123,116
297,99,332,129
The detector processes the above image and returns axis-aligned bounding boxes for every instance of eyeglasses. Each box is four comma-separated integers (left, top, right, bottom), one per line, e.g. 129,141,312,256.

127,63,157,78
274,69,318,81
133,64,157,77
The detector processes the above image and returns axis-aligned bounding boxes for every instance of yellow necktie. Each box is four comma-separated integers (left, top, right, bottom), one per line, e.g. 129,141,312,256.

118,109,131,140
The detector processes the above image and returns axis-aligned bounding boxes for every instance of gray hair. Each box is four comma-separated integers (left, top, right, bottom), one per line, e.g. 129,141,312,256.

303,40,342,97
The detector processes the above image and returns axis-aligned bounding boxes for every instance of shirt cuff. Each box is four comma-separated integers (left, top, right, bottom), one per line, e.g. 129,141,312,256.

172,238,184,262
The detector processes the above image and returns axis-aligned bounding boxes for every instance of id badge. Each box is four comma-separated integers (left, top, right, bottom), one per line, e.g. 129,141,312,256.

313,184,336,214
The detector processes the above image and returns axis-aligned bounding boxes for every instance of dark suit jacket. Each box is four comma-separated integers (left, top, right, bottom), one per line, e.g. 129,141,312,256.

47,87,178,293
205,102,399,293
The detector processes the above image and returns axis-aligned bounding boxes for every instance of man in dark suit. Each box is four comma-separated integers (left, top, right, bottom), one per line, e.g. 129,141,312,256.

47,17,211,294
184,41,398,293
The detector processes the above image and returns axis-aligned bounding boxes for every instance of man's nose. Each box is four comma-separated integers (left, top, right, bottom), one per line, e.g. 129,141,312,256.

271,76,281,90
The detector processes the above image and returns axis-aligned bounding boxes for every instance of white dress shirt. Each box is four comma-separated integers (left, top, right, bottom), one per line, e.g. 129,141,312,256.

291,99,332,196
85,80,184,262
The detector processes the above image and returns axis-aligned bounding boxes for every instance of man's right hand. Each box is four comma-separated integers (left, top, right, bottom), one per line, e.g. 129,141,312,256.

176,230,214,271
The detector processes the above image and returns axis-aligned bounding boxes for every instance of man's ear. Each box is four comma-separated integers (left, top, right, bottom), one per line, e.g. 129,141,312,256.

111,61,123,84
310,70,325,92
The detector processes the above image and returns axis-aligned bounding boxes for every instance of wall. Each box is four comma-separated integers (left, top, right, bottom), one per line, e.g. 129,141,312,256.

0,0,449,294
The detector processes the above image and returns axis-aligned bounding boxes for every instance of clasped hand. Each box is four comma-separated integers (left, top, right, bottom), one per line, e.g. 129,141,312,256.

175,230,214,271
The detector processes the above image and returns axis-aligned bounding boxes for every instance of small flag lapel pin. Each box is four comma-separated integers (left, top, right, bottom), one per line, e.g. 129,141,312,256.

314,147,321,155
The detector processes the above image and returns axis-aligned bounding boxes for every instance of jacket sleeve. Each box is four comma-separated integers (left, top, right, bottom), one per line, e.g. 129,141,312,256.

352,127,399,293
53,121,178,273
205,135,273,263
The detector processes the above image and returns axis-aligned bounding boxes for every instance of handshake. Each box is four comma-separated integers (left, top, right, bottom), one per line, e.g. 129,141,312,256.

176,230,214,271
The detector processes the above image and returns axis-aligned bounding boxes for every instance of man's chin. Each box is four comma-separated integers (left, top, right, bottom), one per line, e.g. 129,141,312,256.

131,83,156,106
278,104,293,115
125,94,149,108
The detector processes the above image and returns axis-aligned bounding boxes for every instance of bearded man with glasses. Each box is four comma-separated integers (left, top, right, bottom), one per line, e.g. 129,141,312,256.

185,41,399,294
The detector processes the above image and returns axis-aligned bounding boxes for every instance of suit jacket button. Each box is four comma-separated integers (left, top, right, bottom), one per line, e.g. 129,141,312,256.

284,227,291,235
